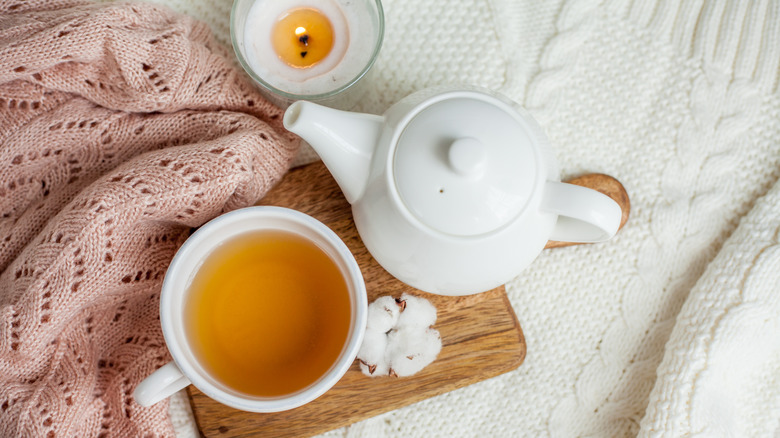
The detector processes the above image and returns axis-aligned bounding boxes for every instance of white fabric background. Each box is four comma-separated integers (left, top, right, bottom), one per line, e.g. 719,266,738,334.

125,0,780,436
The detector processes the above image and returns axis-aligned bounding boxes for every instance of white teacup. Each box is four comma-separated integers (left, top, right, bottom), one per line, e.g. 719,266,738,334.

133,206,367,412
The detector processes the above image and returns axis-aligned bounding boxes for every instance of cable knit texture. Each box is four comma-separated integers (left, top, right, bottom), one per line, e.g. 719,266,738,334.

144,0,780,436
0,1,297,436
639,152,780,438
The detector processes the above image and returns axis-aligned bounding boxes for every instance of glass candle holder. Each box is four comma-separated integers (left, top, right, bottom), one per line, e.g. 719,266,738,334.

231,0,384,109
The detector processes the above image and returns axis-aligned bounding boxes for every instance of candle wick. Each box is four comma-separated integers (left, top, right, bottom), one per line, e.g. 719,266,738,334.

298,34,309,46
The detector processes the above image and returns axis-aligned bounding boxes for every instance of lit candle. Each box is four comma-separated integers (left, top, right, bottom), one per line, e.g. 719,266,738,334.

271,8,335,68
231,0,383,106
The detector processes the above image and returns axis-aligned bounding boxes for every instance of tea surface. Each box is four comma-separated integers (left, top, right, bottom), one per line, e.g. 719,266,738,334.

185,230,351,397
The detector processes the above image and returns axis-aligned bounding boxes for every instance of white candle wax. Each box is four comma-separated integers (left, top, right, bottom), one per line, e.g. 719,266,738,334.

243,0,377,97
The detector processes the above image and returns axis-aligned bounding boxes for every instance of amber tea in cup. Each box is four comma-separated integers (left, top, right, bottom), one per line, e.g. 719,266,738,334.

184,229,351,396
134,206,366,412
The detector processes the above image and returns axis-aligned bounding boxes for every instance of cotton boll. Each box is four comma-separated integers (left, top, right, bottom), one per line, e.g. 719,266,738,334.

357,328,389,376
359,294,441,377
366,296,401,332
396,293,437,329
386,326,442,377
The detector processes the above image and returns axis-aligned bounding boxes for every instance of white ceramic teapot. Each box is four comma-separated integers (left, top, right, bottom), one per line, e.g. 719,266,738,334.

283,86,622,296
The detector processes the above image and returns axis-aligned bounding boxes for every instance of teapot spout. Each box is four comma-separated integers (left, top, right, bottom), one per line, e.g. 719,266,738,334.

284,101,383,204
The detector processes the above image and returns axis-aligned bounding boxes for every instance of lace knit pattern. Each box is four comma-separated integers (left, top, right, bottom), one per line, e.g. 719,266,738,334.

0,1,297,436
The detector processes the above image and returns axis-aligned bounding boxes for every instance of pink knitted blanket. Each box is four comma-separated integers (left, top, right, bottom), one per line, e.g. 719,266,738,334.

0,1,298,436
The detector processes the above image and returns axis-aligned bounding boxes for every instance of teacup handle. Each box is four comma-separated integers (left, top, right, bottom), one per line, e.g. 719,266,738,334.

133,361,191,407
540,181,622,243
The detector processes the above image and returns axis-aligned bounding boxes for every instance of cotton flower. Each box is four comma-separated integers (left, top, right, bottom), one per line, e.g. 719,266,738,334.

357,293,442,377
357,329,389,376
386,326,442,377
365,296,401,332
396,293,437,328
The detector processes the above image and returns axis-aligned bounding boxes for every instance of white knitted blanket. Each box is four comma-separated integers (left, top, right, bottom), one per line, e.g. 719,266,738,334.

129,0,780,436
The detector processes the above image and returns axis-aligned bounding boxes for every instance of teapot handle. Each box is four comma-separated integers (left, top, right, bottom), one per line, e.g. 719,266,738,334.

540,181,622,243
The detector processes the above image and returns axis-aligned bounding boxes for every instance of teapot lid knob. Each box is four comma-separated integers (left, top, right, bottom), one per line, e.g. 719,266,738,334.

448,137,486,177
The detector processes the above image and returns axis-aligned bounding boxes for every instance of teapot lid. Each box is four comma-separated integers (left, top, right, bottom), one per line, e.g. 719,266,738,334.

393,92,544,236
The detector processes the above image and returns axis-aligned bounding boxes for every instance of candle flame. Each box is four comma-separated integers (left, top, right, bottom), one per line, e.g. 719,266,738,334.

294,26,306,36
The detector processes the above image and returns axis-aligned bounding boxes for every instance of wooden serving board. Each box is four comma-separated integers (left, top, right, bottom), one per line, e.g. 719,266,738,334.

187,162,629,437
